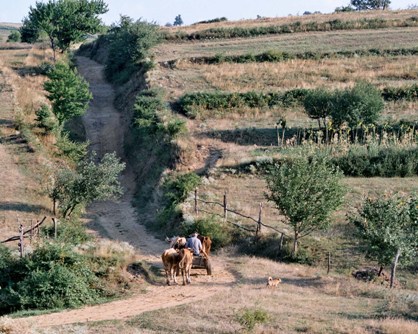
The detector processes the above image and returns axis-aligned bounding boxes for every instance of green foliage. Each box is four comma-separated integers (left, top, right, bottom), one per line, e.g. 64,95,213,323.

237,308,269,331
333,146,418,177
265,155,345,255
189,47,418,65
350,194,418,269
303,88,334,128
51,152,125,218
163,173,201,205
20,0,108,58
173,15,184,26
6,30,20,42
177,90,308,118
181,216,232,250
35,104,57,133
193,17,228,25
331,82,384,128
105,16,160,84
382,84,418,102
134,88,186,139
44,62,92,126
55,132,88,162
351,0,391,10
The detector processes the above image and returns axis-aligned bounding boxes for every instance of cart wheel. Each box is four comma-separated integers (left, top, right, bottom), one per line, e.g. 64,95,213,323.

206,259,213,275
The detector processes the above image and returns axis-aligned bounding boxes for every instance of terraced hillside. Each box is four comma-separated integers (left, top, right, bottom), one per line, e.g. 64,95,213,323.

143,9,418,266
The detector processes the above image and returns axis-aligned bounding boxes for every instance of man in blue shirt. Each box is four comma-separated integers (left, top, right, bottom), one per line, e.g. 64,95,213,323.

186,232,203,256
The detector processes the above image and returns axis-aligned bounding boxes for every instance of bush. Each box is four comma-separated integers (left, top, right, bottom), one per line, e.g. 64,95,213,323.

35,104,57,133
105,16,160,84
55,132,88,162
6,31,20,42
237,308,269,331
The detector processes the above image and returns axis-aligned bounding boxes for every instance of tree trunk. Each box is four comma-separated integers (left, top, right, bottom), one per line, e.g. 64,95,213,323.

378,265,384,276
293,230,299,256
390,248,401,288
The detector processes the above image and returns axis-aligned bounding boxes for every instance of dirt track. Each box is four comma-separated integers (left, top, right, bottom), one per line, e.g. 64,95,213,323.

18,56,235,329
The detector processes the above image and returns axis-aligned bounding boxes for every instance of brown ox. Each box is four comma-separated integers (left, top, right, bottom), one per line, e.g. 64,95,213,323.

161,248,180,285
166,236,187,250
178,248,193,285
197,235,212,256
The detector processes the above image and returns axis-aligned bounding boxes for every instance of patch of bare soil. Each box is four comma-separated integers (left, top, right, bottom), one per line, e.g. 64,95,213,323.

16,57,236,330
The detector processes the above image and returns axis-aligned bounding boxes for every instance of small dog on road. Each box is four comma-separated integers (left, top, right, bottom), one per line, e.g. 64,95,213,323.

267,276,282,287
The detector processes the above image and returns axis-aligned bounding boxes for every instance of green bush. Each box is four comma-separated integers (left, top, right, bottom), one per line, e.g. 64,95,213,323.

35,104,57,133
105,16,160,84
55,132,88,162
237,308,269,331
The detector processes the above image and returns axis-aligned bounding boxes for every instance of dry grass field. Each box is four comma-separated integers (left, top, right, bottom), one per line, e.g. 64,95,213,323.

0,45,54,240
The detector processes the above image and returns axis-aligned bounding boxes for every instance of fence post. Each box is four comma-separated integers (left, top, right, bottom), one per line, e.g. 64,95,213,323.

52,218,58,239
18,224,24,258
256,203,262,238
276,124,280,146
223,191,227,222
30,220,33,244
194,189,198,215
327,252,331,274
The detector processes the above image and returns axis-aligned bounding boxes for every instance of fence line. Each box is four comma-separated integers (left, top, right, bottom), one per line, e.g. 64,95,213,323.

193,189,288,238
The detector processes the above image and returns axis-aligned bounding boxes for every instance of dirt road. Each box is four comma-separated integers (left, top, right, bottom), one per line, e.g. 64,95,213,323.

17,56,235,330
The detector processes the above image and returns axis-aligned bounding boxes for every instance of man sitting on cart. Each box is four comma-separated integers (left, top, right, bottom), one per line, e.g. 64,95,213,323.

186,232,207,257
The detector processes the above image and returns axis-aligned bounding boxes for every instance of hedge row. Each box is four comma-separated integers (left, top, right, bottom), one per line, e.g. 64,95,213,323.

176,85,418,118
163,16,418,40
178,47,418,65
237,146,418,178
176,90,308,118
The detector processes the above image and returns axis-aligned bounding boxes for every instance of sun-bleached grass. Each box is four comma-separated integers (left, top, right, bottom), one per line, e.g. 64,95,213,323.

164,9,418,34
155,27,418,62
57,254,417,333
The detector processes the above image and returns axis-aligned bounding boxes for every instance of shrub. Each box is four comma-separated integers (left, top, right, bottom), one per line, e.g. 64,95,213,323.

105,16,160,84
55,132,88,162
35,104,57,133
237,308,269,331
7,31,21,42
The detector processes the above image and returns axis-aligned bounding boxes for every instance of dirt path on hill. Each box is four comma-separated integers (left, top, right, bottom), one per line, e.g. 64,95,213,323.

17,56,235,330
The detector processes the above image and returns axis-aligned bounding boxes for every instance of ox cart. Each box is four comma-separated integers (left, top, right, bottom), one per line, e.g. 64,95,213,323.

192,255,212,275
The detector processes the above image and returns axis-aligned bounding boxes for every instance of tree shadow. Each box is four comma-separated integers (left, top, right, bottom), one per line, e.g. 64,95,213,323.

0,119,15,128
0,202,48,214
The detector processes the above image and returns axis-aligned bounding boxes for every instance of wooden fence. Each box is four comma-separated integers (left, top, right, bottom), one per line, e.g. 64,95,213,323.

1,216,58,257
193,188,288,243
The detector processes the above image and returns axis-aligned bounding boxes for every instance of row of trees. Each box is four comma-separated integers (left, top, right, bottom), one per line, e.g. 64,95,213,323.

336,0,391,11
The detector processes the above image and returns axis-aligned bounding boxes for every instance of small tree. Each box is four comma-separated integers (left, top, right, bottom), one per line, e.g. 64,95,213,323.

7,30,21,42
174,14,184,26
265,156,345,255
51,152,125,218
303,88,334,142
331,82,384,129
20,0,108,61
44,63,92,127
35,104,58,133
351,194,418,288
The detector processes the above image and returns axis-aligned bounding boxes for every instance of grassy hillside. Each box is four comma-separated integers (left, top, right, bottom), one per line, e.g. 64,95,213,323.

142,9,418,269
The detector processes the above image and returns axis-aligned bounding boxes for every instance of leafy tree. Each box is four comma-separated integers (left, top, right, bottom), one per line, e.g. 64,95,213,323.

44,62,92,127
105,16,160,84
51,152,125,218
351,194,418,288
303,88,334,142
331,82,384,129
265,156,345,256
174,14,184,26
7,30,21,42
20,0,108,61
350,0,391,10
